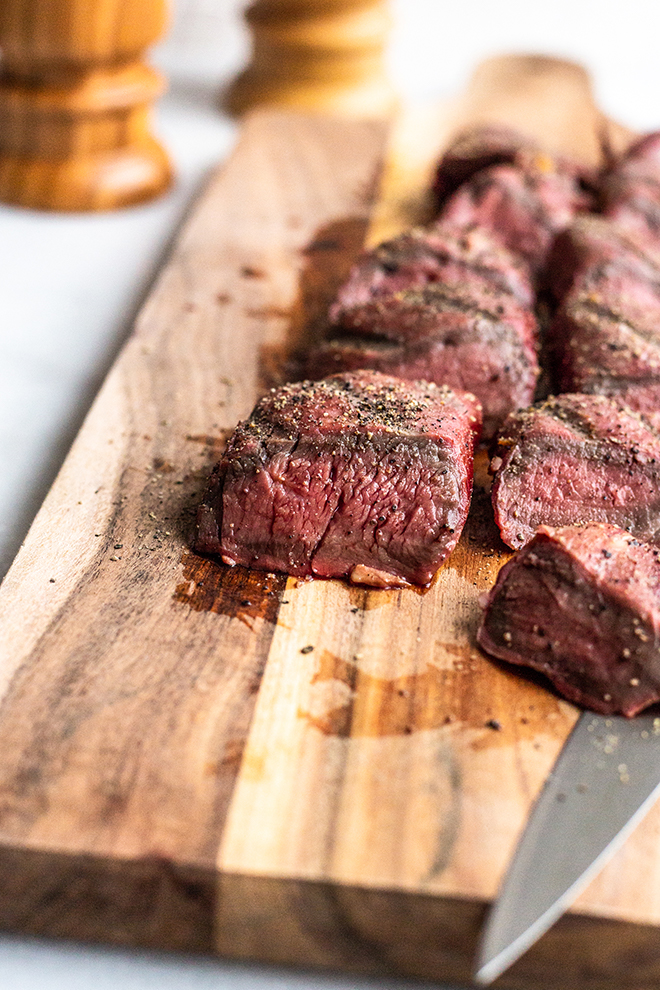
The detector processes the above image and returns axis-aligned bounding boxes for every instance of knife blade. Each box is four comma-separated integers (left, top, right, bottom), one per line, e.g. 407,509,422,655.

475,709,660,985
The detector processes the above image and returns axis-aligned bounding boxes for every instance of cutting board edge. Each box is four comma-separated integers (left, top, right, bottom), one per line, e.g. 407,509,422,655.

1,843,659,990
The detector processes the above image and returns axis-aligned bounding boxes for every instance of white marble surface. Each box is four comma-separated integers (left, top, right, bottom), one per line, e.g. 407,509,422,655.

1,0,660,986
0,934,447,990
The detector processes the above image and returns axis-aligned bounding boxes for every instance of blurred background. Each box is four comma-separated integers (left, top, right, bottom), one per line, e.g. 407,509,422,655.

0,1,659,987
160,0,660,128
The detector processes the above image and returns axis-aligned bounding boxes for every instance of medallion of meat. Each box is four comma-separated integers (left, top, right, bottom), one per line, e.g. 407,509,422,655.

552,289,660,428
601,132,660,242
432,124,597,210
195,371,482,588
436,163,591,275
329,225,534,318
490,393,660,549
546,215,660,303
478,523,660,717
432,125,531,207
307,282,539,440
546,218,660,421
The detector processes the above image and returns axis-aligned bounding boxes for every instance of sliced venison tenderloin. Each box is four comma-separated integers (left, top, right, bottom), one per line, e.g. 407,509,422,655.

601,132,660,243
490,393,660,550
546,214,660,303
432,125,532,207
307,282,539,440
551,288,660,428
432,124,597,211
195,370,482,588
329,225,534,318
436,162,591,276
478,523,660,717
546,217,660,421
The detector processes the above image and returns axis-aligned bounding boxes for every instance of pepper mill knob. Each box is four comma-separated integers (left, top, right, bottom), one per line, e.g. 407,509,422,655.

225,0,395,118
0,0,173,211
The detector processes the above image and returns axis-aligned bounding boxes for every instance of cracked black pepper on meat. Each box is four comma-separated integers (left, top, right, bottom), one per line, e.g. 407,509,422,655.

196,121,660,714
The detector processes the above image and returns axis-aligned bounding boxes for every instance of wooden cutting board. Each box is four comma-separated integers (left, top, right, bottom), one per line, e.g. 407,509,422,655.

0,54,656,990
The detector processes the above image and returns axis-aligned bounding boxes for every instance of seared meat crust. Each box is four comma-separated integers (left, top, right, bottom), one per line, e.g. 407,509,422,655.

491,393,660,549
601,131,660,242
308,282,539,440
433,125,596,212
330,225,534,320
546,217,660,417
196,371,482,588
437,163,591,275
478,523,660,717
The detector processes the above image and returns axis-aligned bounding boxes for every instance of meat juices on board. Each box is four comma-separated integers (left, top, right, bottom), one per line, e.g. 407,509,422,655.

478,523,660,717
196,370,482,588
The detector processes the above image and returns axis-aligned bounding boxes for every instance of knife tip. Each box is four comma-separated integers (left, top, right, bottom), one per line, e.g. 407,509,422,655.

473,912,551,986
473,944,511,986
473,955,505,986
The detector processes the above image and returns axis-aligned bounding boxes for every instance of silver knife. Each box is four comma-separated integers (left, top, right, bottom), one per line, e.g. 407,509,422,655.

475,709,660,985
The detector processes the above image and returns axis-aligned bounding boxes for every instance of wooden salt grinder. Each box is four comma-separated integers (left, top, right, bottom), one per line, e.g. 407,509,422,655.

225,0,396,118
0,0,173,211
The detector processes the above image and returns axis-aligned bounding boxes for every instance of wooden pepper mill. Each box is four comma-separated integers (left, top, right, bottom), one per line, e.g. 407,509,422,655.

225,0,396,118
0,0,173,211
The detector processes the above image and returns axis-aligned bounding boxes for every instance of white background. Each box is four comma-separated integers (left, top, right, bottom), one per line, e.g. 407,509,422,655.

0,1,659,986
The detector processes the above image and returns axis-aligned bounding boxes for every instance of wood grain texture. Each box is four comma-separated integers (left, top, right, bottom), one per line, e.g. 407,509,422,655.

0,108,387,949
2,54,660,989
0,0,172,211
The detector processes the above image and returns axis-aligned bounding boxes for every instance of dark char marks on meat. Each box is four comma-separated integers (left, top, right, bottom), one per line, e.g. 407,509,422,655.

490,393,660,549
329,224,534,319
432,124,597,212
546,217,660,421
307,281,539,441
196,370,482,588
546,214,660,304
436,162,592,277
601,131,660,244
